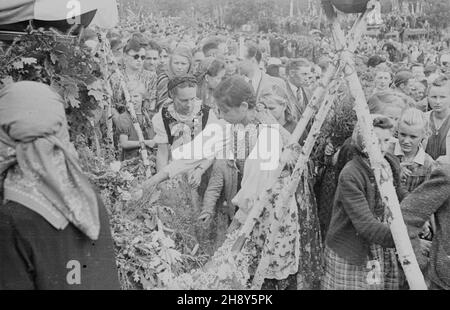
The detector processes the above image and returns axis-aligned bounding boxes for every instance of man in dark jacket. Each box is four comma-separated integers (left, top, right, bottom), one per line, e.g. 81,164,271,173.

401,163,450,290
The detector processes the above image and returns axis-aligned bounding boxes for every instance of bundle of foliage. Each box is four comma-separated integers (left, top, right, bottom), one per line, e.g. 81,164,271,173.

77,143,208,289
0,31,209,289
0,29,107,145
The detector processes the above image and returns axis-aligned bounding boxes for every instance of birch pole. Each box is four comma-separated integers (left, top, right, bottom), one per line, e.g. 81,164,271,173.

96,35,115,149
250,9,372,287
328,2,427,290
231,10,370,254
250,77,344,289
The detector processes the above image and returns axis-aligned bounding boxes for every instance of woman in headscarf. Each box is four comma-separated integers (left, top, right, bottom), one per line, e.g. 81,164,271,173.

322,116,406,290
155,46,195,111
0,82,120,290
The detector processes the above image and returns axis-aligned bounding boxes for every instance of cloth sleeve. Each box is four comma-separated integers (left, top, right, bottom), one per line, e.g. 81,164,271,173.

401,167,450,239
232,126,283,224
0,205,35,289
152,110,169,144
337,169,395,248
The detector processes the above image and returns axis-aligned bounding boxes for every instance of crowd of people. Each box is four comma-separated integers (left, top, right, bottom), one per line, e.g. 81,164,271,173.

1,9,450,290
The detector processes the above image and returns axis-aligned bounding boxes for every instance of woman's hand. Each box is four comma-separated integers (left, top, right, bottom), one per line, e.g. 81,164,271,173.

400,162,413,181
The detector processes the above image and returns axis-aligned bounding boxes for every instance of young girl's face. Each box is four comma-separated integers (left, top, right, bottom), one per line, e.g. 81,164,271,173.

374,127,393,156
398,122,424,155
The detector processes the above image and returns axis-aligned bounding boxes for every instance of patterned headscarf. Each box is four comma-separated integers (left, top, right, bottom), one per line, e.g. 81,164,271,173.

0,82,100,240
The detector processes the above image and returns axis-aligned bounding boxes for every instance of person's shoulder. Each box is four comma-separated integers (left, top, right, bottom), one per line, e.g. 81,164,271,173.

430,163,450,180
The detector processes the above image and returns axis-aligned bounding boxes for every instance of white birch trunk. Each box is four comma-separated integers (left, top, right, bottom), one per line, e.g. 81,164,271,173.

329,4,427,289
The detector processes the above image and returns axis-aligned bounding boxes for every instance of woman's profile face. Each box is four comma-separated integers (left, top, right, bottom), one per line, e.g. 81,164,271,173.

171,54,190,76
206,69,226,90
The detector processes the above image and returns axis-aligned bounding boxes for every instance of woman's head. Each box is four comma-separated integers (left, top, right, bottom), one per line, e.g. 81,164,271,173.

0,81,100,240
168,75,198,115
352,115,394,156
201,58,226,90
169,46,193,77
213,75,256,124
397,108,428,155
393,70,414,96
258,84,291,124
123,39,146,71
160,47,170,66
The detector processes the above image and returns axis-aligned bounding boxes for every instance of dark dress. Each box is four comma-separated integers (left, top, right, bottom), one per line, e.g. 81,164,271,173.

0,195,120,290
426,112,450,160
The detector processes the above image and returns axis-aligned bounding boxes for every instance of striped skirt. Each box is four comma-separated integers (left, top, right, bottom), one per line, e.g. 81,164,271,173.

321,245,400,290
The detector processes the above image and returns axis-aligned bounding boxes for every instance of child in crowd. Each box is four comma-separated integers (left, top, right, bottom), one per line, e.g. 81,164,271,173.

424,76,450,160
395,108,436,193
395,108,436,247
117,83,155,161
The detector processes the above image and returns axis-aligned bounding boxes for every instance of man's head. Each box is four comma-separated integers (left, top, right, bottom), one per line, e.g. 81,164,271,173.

286,58,312,88
168,75,198,115
202,38,226,58
144,41,161,72
428,76,450,115
374,70,393,92
192,49,205,73
394,71,414,96
238,42,262,77
213,75,256,124
225,54,238,75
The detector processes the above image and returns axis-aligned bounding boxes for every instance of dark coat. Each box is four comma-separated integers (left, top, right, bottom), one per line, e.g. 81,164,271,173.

201,160,240,252
0,195,120,290
326,153,406,265
401,165,450,290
